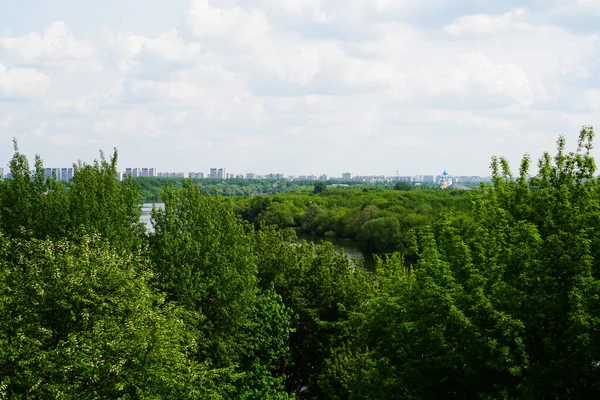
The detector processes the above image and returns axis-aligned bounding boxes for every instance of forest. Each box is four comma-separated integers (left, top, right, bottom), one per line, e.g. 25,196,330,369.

1,126,600,399
137,177,372,202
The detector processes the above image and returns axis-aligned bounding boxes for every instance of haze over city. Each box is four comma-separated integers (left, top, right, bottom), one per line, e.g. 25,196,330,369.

1,0,599,176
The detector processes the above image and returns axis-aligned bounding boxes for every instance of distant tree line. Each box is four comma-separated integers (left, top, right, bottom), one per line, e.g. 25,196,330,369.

233,184,472,255
137,177,372,202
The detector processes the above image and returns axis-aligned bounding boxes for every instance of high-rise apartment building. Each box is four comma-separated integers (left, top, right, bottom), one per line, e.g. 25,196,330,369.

124,168,141,178
61,168,73,182
43,167,73,182
217,168,226,179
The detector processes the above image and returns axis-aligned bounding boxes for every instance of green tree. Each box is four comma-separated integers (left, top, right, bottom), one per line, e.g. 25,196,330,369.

0,235,218,399
252,225,374,398
332,126,600,399
69,149,144,252
262,202,295,229
0,139,51,239
394,181,412,191
313,182,327,194
149,181,292,398
356,216,401,253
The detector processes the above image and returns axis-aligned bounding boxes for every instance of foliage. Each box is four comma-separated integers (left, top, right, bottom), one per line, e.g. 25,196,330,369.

313,182,327,194
394,181,413,191
148,180,292,398
234,185,472,254
3,127,600,398
0,235,218,399
324,126,600,399
0,143,143,253
252,225,374,398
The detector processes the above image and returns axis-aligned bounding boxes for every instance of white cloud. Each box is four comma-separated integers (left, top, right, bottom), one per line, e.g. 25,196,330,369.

0,1,599,175
410,53,533,107
0,22,96,67
103,28,201,64
44,94,99,115
555,0,600,14
443,9,531,37
125,80,204,102
94,109,165,138
0,63,50,100
187,0,270,44
573,89,600,111
0,116,14,128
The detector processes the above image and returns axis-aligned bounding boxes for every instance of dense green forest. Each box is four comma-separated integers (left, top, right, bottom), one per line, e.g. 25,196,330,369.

138,177,377,202
141,176,472,256
232,186,472,256
1,127,600,399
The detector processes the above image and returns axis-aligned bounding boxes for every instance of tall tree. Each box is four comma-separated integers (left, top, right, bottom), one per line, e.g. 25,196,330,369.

69,149,144,252
149,181,292,398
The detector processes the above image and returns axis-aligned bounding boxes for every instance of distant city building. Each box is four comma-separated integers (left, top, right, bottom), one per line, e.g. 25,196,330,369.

44,167,73,182
342,172,351,180
61,168,74,182
217,168,226,179
156,172,188,178
124,168,140,178
189,172,205,179
122,167,156,179
245,173,256,179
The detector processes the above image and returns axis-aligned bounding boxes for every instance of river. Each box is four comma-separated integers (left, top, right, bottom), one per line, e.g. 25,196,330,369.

294,231,375,269
141,203,375,267
140,203,164,231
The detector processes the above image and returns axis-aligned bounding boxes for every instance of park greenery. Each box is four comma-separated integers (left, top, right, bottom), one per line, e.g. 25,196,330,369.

137,177,373,202
1,127,600,398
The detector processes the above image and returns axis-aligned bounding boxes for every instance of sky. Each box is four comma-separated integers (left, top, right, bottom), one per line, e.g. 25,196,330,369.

0,0,599,177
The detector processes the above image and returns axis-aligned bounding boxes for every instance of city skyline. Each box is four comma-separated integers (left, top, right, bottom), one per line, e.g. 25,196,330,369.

1,1,599,175
6,163,490,184
1,150,489,178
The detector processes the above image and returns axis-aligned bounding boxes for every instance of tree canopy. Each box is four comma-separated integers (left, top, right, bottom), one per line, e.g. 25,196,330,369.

2,128,600,398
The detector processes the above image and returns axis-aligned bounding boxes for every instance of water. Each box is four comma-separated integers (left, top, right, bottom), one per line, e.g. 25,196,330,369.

140,203,164,231
294,231,376,269
140,203,375,268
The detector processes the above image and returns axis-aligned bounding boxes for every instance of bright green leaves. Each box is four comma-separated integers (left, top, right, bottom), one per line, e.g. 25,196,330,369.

0,235,212,399
0,145,143,253
149,180,293,398
69,150,144,252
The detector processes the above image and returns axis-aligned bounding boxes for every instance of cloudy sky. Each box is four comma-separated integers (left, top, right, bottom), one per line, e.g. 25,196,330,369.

0,0,599,176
